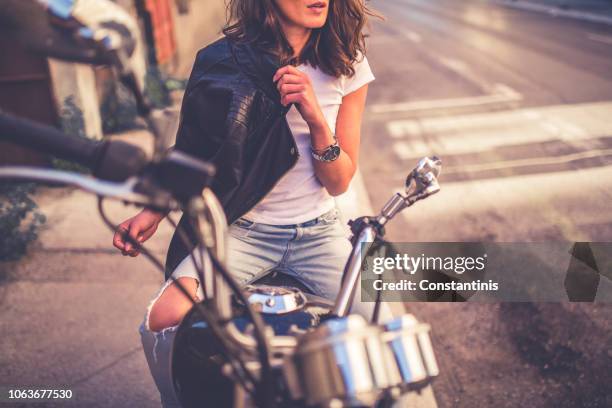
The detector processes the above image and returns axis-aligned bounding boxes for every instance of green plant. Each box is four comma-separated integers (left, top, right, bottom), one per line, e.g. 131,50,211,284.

100,65,176,133
145,65,172,108
165,77,188,92
59,95,87,138
0,182,46,267
52,95,93,173
100,80,142,134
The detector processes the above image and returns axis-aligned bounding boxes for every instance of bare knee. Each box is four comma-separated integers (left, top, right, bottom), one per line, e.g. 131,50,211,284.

148,277,200,332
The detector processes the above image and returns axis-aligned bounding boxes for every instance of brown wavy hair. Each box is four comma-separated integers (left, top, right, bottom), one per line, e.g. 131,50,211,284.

223,0,379,78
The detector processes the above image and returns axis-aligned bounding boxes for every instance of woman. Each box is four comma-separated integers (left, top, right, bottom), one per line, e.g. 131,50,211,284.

113,0,383,406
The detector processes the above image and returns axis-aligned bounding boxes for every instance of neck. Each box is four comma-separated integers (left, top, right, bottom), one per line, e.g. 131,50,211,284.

278,20,311,59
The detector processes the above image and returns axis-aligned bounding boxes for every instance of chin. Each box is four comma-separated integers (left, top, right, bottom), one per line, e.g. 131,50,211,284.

304,16,328,29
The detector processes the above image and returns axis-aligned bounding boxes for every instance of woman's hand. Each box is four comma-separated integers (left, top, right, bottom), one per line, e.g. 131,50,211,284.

112,209,164,257
274,65,326,130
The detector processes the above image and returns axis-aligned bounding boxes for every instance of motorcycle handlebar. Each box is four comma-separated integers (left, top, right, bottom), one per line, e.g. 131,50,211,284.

0,110,148,181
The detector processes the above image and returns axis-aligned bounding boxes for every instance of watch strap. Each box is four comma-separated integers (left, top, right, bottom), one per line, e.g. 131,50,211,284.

311,136,340,162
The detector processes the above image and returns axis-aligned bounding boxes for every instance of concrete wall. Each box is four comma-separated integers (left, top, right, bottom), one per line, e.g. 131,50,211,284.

48,60,104,140
47,0,150,140
46,0,227,140
172,0,227,78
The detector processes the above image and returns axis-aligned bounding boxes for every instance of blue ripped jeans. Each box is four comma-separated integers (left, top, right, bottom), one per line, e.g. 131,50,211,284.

139,207,391,407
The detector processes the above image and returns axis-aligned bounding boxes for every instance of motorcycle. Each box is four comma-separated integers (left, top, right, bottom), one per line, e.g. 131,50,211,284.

172,153,442,408
0,1,442,407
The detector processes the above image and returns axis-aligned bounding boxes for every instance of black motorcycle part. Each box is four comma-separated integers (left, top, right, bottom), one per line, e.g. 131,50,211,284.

0,110,148,182
172,294,328,407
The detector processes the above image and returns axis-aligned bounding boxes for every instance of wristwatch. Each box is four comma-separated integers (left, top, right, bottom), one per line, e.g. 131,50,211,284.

311,136,341,162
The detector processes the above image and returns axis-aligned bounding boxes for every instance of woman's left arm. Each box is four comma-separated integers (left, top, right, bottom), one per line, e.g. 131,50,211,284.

275,66,369,196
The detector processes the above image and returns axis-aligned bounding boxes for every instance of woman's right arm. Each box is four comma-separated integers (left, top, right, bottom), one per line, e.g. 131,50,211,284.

113,45,234,257
112,86,225,258
112,209,165,257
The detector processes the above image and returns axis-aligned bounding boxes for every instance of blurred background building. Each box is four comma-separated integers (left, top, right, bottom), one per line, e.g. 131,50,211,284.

0,0,225,166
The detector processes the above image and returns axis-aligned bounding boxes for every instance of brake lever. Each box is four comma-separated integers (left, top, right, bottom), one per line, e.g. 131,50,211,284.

405,156,441,201
375,156,442,226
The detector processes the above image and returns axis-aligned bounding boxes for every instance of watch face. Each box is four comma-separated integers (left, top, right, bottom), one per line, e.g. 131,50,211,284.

324,145,341,161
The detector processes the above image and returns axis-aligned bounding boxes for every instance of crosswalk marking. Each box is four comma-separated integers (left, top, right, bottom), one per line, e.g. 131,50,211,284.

404,30,422,43
386,101,612,160
587,33,612,45
444,148,612,174
370,83,522,114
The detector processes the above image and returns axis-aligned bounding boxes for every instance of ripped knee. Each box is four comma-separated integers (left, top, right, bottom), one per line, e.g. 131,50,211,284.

146,277,200,333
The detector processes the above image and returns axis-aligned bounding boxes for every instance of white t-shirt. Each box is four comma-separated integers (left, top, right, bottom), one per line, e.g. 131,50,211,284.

244,55,375,225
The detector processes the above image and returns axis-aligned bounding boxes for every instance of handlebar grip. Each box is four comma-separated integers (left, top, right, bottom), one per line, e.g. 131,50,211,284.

94,138,149,182
0,110,147,181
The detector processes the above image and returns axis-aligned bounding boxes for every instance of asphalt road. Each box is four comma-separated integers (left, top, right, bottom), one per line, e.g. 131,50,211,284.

359,1,612,407
363,0,612,242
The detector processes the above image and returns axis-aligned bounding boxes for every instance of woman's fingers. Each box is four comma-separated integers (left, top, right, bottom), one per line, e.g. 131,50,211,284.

272,66,288,82
274,66,315,107
276,74,303,91
114,226,138,257
275,66,322,126
273,65,303,82
114,216,159,257
281,92,306,106
112,231,125,250
126,234,145,257
123,224,141,253
127,226,154,257
140,223,159,242
113,220,131,250
279,82,307,107
279,83,306,95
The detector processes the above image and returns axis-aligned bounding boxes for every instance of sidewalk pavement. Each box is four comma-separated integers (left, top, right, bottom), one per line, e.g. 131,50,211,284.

0,130,169,407
495,0,612,25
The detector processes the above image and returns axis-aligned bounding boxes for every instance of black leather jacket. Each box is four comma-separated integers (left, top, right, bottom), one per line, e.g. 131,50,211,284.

165,37,298,277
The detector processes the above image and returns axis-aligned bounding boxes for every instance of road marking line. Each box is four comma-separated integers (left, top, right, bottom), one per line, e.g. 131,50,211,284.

388,110,555,156
404,30,422,43
587,33,612,45
438,57,470,73
444,148,612,174
436,56,499,94
399,28,501,95
393,141,427,159
370,83,522,114
385,101,612,167
522,110,541,120
387,120,422,138
494,0,612,26
539,122,560,135
385,101,611,150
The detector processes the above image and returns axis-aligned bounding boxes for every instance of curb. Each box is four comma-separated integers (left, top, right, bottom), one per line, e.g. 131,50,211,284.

495,0,612,25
